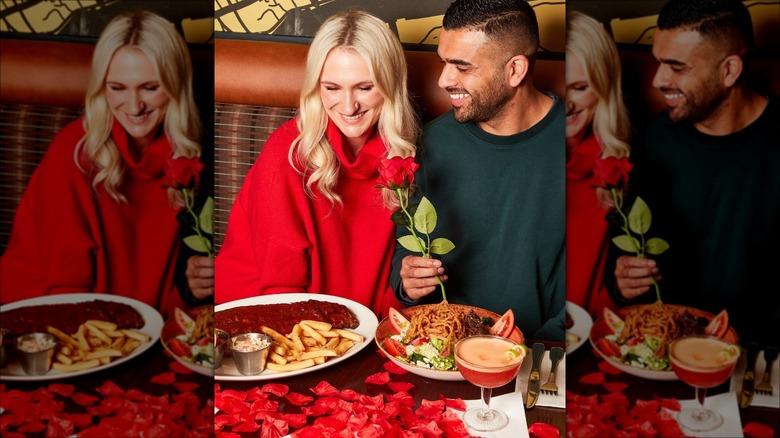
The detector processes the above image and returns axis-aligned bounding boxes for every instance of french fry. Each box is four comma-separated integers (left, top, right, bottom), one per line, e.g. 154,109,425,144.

300,320,332,331
291,325,306,352
261,326,296,350
334,329,365,343
86,320,118,332
120,329,151,343
324,337,340,349
53,359,101,372
121,338,141,355
335,339,355,355
299,323,326,345
46,326,81,351
269,352,287,365
56,353,73,365
298,349,338,361
313,357,326,365
85,322,112,345
85,349,122,360
266,359,316,371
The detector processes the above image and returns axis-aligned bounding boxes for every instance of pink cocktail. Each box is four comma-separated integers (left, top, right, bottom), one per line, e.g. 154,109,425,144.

454,335,525,432
669,335,740,432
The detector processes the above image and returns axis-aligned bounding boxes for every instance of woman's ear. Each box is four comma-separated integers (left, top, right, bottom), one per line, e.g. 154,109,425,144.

508,55,530,87
721,54,743,88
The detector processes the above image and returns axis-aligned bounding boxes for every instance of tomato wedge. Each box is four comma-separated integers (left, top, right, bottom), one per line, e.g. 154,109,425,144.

489,309,514,338
597,337,622,358
168,337,192,358
383,338,406,358
603,307,624,335
388,307,409,334
704,309,729,338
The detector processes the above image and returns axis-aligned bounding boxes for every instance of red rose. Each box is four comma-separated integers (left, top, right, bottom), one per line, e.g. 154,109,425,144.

593,157,632,189
377,156,419,190
164,157,204,188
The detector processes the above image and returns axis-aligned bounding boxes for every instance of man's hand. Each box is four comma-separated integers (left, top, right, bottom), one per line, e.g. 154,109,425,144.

186,255,214,300
400,255,447,301
615,255,661,300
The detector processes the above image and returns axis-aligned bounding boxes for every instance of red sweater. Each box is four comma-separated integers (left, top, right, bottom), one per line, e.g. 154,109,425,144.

1,119,185,316
565,133,617,318
216,119,401,317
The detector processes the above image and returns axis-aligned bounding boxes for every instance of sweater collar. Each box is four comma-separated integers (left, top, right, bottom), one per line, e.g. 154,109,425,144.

112,120,172,180
326,118,385,180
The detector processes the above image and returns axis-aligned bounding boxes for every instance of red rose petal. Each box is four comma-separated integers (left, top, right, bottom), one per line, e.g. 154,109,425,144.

151,372,176,385
71,392,100,407
311,381,340,397
232,420,261,433
261,383,289,397
173,382,199,393
602,382,628,393
364,372,391,385
382,360,408,375
168,360,194,375
529,422,560,438
17,420,46,433
47,383,75,398
597,360,623,374
414,399,445,418
743,422,775,438
657,397,681,412
64,413,93,429
286,392,314,406
339,389,361,401
95,380,124,397
387,381,414,393
579,371,605,385
440,396,466,411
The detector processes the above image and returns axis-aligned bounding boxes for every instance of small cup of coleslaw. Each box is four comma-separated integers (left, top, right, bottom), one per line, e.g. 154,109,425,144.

16,332,57,375
228,333,272,375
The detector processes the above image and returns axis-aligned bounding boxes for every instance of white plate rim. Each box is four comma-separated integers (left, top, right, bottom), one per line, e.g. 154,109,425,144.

565,301,593,354
214,293,378,381
1,293,163,381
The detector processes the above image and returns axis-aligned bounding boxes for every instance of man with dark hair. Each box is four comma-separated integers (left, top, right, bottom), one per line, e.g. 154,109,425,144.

390,0,565,341
611,0,779,345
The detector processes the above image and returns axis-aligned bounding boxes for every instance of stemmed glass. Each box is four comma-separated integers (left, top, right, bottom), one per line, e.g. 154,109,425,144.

668,334,740,432
453,335,525,432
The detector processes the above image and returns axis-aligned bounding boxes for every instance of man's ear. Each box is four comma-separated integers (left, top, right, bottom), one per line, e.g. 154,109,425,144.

721,54,743,88
508,55,530,87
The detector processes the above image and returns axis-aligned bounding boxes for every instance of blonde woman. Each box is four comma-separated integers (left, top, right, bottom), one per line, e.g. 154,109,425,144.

565,10,632,317
1,10,206,316
217,10,418,317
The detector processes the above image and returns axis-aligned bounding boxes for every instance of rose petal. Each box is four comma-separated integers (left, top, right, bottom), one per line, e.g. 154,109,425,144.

151,372,176,385
529,422,560,438
311,381,340,397
382,360,408,375
168,360,194,375
579,372,605,385
261,383,289,397
286,392,314,407
743,422,775,438
72,392,100,407
364,372,391,385
597,360,623,374
387,381,414,393
173,382,199,393
47,383,75,398
95,380,124,397
440,396,466,412
602,382,628,393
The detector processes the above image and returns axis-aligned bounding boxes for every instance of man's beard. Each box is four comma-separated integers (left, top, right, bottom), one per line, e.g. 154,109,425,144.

452,72,512,124
668,72,728,123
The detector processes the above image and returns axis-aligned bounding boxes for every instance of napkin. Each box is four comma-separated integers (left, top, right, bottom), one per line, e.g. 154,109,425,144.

729,349,780,408
457,391,530,438
515,349,566,409
672,391,743,437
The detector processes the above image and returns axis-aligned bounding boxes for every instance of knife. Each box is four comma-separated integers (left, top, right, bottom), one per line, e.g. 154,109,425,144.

740,342,760,409
525,342,546,409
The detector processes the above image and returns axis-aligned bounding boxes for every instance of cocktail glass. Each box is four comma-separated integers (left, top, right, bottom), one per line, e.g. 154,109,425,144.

669,334,740,432
453,335,524,432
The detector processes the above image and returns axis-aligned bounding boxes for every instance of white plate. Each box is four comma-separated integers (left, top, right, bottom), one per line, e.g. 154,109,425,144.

214,293,378,381
565,301,592,353
0,293,162,381
160,306,213,377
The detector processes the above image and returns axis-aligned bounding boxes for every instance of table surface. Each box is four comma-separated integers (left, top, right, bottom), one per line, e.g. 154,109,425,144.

565,342,780,435
1,342,214,436
216,339,566,436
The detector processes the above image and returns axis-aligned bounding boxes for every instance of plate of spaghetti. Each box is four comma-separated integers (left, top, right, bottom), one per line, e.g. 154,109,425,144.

589,302,738,381
375,302,524,381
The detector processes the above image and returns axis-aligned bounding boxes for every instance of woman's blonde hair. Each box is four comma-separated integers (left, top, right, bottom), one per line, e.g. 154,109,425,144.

291,10,419,208
566,11,631,160
76,10,201,202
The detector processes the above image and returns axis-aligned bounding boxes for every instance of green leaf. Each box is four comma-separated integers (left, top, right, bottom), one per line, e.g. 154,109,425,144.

413,196,437,234
628,197,652,235
398,235,427,254
199,196,214,235
184,235,211,253
390,209,411,228
429,238,455,255
612,235,639,253
645,237,670,255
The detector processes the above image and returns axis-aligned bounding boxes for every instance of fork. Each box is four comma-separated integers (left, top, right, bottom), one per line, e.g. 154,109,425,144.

540,347,565,395
755,346,778,396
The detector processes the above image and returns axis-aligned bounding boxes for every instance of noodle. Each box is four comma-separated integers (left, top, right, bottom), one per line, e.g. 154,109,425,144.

620,301,680,354
404,302,470,347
